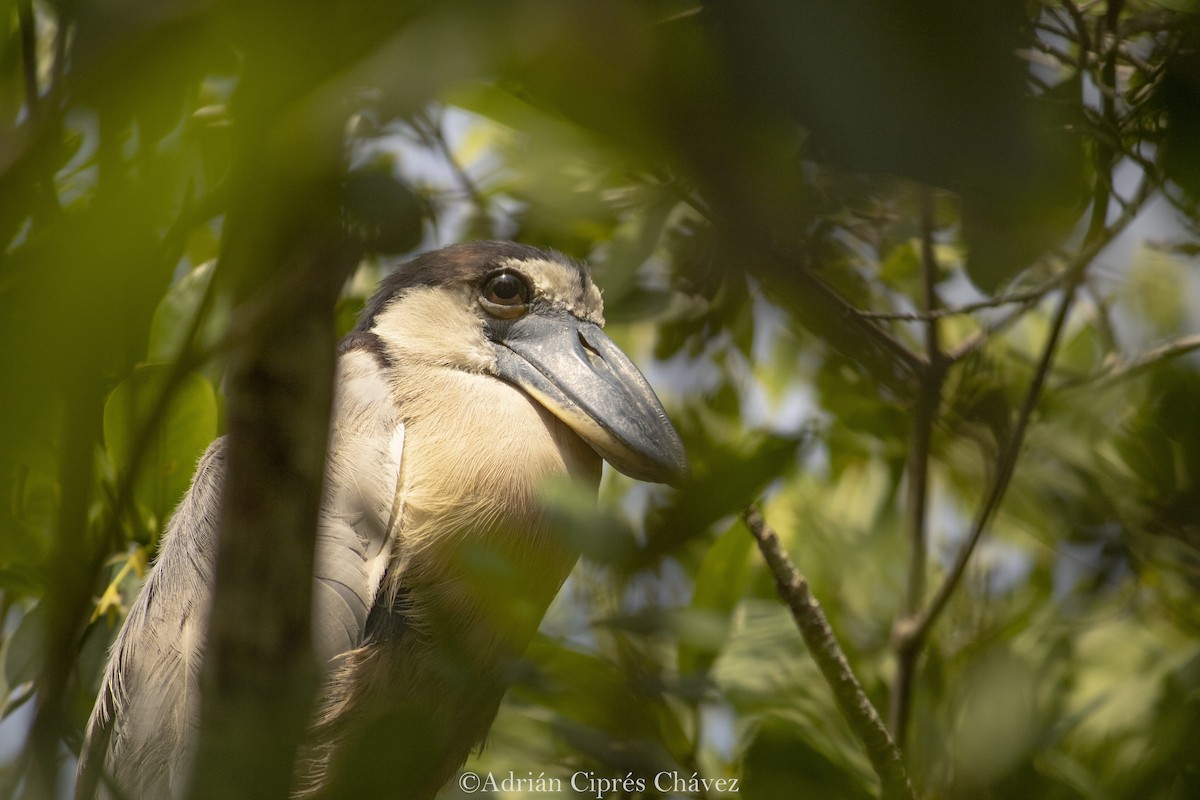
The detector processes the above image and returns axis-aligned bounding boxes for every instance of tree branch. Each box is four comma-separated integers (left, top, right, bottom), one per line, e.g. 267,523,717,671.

856,279,1061,322
186,63,363,800
667,180,928,393
742,507,918,800
888,190,943,747
945,165,1156,364
18,0,39,113
900,0,1141,653
414,108,489,216
1062,332,1200,388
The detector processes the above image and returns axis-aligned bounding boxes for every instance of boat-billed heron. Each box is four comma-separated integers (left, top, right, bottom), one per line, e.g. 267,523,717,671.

77,241,686,800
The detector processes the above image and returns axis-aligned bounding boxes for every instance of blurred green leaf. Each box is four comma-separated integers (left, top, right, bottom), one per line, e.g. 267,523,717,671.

646,416,803,552
341,166,425,254
148,260,220,362
103,365,218,531
741,715,873,800
1127,247,1189,336
514,635,691,767
678,520,755,678
879,240,920,285
3,603,44,698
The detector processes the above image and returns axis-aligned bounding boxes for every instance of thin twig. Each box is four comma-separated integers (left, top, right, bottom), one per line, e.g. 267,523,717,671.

414,109,489,215
664,179,928,389
945,284,1059,363
858,278,1063,322
90,184,227,562
902,0,1139,651
742,507,918,800
18,0,39,112
945,165,1156,364
888,190,943,746
900,259,1083,660
1062,332,1200,388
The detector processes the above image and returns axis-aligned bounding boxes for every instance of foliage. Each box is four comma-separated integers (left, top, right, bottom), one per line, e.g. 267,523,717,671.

3,1,1200,798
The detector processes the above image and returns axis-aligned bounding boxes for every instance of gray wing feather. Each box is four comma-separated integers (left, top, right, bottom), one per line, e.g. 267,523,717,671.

313,346,403,663
78,439,225,800
77,345,403,799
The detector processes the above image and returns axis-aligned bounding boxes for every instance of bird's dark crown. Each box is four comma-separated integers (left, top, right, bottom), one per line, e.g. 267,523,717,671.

355,241,589,332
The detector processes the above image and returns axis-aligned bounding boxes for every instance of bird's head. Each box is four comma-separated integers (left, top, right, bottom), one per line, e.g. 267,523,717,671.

355,241,687,485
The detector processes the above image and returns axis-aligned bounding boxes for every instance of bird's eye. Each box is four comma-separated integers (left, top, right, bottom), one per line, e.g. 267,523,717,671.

480,271,531,318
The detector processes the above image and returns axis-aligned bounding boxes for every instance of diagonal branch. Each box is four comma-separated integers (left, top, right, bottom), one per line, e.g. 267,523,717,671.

856,278,1061,322
945,166,1157,364
743,507,918,800
665,179,928,393
1062,332,1200,388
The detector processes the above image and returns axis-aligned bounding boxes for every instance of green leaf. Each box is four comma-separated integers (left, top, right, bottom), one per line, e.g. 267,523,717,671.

1127,247,1188,336
678,520,755,678
596,192,679,323
741,715,873,800
103,365,218,531
646,414,803,551
879,239,920,284
340,166,426,254
2,603,44,698
147,260,220,362
0,517,48,595
513,635,692,766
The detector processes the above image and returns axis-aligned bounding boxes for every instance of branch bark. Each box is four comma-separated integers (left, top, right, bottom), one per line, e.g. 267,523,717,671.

186,50,362,800
743,507,918,800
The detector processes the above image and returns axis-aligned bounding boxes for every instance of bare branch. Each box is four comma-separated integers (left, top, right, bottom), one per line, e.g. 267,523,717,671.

414,108,489,216
903,0,1143,651
858,278,1063,322
742,507,918,800
18,0,39,113
945,164,1157,364
666,179,928,393
889,190,943,746
1063,332,1200,388
902,258,1081,660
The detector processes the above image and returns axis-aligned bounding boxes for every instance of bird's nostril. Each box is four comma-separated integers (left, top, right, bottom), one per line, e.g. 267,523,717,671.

578,329,602,357
578,330,604,367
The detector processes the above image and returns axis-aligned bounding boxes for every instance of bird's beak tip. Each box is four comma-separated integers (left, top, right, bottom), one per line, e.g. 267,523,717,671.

491,314,686,487
616,424,688,487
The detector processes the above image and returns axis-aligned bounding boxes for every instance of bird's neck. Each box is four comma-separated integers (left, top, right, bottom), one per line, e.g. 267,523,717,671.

383,362,599,655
